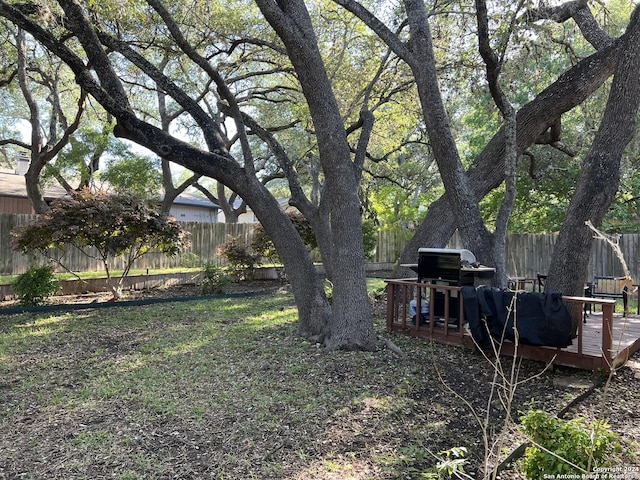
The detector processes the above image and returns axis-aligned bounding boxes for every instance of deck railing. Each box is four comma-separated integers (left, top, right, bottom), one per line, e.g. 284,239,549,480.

562,295,616,367
385,278,618,370
385,278,466,342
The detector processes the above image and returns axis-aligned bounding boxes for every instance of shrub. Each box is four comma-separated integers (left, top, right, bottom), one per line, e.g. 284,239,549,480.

12,265,59,306
520,410,621,478
11,189,190,300
201,263,231,294
216,235,261,280
179,252,201,268
251,223,279,261
361,218,378,260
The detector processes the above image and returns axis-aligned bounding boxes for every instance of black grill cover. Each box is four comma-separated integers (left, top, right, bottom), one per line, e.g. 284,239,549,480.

462,286,573,350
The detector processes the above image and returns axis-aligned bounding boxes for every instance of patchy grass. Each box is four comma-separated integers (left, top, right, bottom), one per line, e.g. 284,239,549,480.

0,289,636,479
0,267,203,285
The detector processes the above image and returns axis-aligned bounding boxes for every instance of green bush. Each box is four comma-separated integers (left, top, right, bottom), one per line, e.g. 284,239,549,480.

12,265,60,306
520,410,620,478
201,263,232,294
361,218,378,260
217,235,261,280
179,252,201,268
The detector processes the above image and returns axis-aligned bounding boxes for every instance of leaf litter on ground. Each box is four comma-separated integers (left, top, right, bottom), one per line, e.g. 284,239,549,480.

0,280,638,479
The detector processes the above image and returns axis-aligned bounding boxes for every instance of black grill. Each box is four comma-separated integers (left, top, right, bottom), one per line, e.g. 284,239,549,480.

417,248,478,285
416,248,494,320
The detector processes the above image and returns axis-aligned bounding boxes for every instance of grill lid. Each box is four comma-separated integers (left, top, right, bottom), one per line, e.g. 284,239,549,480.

417,248,476,266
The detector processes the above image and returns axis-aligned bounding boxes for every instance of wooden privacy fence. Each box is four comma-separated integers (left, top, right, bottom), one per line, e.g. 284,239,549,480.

0,214,255,275
0,213,409,275
446,230,640,281
1,213,640,279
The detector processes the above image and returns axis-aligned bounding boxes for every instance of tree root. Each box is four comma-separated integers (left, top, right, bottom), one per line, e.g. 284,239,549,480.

378,335,407,359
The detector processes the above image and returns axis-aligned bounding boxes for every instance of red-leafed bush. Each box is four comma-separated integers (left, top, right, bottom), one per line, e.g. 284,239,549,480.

11,189,190,299
216,235,262,280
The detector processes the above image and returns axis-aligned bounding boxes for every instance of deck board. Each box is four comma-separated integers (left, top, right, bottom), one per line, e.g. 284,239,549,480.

385,279,640,371
571,313,640,355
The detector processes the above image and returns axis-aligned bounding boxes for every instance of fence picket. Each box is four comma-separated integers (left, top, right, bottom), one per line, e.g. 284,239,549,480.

1,213,639,281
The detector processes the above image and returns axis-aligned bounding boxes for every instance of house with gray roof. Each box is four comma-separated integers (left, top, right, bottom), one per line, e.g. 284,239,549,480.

0,167,221,223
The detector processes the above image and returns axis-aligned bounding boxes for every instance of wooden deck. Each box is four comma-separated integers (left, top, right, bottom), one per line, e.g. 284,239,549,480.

385,279,640,371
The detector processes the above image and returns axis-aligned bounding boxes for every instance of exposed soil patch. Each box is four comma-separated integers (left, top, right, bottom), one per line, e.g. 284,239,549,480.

0,278,638,479
0,278,284,309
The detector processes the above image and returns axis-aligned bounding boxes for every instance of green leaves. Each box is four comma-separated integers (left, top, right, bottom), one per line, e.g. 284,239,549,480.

520,410,621,478
12,265,59,306
13,189,187,257
100,153,163,199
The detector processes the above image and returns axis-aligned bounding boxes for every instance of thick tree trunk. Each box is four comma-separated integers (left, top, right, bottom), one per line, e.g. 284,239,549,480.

396,40,621,274
254,0,379,351
546,6,640,313
476,0,518,290
240,185,331,340
24,161,49,214
403,0,495,269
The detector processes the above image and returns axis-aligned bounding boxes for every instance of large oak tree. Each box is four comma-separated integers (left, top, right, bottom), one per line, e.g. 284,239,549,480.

0,0,378,349
384,0,640,299
3,0,639,347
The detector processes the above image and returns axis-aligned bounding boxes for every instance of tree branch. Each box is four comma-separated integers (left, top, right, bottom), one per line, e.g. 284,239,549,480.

0,138,30,149
145,0,257,176
523,0,614,50
332,0,412,62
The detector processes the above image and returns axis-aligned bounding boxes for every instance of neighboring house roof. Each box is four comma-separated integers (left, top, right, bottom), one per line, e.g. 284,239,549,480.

223,196,290,211
172,191,219,209
0,170,219,211
0,170,293,221
0,169,68,199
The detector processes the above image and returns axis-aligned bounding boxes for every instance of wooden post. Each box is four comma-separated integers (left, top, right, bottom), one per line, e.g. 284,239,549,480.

601,302,614,369
385,281,395,331
459,288,465,338
416,283,423,331
428,285,435,329
402,283,409,329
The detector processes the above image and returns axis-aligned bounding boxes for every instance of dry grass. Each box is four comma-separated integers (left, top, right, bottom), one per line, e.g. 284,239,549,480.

0,286,637,479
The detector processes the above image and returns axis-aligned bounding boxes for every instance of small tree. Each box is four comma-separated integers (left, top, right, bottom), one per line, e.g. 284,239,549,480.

217,235,261,280
11,189,190,300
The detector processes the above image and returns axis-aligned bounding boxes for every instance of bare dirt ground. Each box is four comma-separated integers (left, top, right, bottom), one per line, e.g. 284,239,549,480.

1,279,639,478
